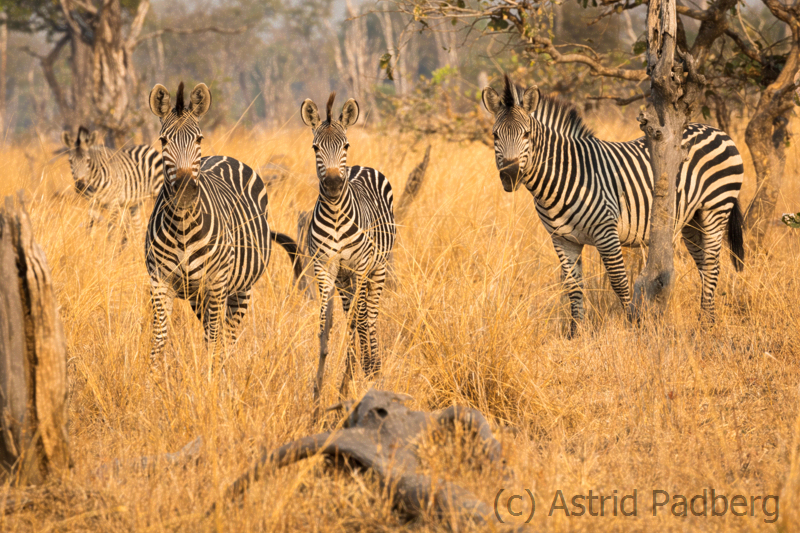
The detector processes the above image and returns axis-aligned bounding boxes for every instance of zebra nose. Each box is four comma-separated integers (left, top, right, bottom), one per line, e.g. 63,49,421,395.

499,161,520,192
322,169,344,192
175,168,194,182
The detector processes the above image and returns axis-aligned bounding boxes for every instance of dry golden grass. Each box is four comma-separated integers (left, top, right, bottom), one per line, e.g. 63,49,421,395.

0,112,799,532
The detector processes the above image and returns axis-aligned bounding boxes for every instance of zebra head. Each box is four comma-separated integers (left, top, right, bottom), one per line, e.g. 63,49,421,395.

482,75,541,192
300,92,359,200
62,126,100,197
149,81,211,209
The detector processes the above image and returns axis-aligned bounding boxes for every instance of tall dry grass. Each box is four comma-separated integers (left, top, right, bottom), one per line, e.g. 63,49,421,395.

0,111,798,532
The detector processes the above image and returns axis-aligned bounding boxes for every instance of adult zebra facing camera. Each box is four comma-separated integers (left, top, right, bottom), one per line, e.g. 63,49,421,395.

300,93,396,404
146,81,303,364
483,75,745,336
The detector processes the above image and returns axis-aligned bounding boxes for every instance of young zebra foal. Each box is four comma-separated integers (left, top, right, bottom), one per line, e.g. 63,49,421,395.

147,82,302,365
62,126,163,237
301,93,396,402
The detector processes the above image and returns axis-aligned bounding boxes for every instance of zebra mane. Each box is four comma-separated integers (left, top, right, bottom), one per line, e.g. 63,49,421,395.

326,92,336,122
76,126,89,147
534,94,594,139
175,81,185,115
502,74,520,107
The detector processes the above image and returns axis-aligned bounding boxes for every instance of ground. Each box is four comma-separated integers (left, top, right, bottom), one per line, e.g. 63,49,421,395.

0,112,798,532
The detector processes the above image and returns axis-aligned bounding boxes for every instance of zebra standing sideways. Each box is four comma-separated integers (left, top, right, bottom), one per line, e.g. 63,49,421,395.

300,93,396,402
482,75,745,336
147,81,303,362
62,126,163,234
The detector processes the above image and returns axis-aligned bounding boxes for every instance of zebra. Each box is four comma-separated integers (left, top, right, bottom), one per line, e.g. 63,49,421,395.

300,93,396,402
147,81,303,362
61,126,163,236
482,75,745,336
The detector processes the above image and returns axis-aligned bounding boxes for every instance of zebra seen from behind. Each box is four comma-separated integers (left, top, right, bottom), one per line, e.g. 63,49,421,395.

482,75,745,336
62,126,164,238
300,93,396,403
147,81,303,365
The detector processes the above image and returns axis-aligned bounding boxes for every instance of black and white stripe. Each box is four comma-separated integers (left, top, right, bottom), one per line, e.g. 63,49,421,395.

62,126,163,230
483,75,745,335
300,93,396,401
146,81,302,361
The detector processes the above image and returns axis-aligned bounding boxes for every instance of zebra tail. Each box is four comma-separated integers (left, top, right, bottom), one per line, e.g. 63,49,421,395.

270,231,305,281
728,198,745,272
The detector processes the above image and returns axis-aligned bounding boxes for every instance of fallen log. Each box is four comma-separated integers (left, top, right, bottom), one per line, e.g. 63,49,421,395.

217,389,521,531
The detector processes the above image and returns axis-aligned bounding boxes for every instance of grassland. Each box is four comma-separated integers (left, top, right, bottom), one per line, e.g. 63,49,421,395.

0,111,798,532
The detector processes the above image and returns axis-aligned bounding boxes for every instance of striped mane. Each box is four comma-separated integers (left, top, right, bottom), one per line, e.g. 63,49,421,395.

534,94,594,139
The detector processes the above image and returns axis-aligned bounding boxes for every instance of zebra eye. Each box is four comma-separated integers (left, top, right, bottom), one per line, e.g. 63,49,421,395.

312,144,320,153
523,131,530,140
196,136,203,144
159,137,168,146
492,132,499,140
343,143,350,151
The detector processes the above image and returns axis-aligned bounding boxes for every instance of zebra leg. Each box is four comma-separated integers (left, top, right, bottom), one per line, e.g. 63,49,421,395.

314,266,338,406
593,225,632,314
149,280,175,362
199,288,227,375
362,265,388,376
129,204,143,235
225,289,253,342
681,210,726,322
552,237,585,338
337,276,361,399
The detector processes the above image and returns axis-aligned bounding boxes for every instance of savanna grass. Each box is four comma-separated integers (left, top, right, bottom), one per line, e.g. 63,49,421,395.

0,111,798,532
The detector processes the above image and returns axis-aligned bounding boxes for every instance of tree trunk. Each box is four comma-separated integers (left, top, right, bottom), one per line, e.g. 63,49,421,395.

0,10,6,139
632,0,702,317
0,194,70,485
743,47,800,247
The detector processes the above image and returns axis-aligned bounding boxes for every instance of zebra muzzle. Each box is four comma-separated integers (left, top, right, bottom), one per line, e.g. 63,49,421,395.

322,174,344,196
499,162,521,192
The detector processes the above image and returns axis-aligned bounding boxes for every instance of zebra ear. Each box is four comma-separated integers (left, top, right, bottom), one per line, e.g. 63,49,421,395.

340,99,359,129
522,86,540,114
87,130,101,146
149,84,171,118
301,99,321,129
482,86,502,115
189,83,212,118
61,131,73,148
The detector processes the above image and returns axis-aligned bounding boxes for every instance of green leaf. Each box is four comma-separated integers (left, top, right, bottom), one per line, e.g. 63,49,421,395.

701,105,711,121
633,40,647,55
781,213,800,228
379,53,394,81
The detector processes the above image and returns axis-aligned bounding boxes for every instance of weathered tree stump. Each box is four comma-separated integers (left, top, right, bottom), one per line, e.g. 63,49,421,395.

0,192,70,485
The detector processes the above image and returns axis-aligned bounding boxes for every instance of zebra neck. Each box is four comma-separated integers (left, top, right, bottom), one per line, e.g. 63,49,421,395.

161,200,204,233
88,147,110,176
525,128,575,202
316,186,353,227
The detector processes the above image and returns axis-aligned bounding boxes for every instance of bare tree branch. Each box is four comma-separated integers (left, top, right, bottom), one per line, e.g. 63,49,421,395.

136,23,252,46
530,34,647,81
588,92,651,105
126,0,151,50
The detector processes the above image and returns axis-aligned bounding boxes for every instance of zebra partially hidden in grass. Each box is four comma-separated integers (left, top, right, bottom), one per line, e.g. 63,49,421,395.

147,81,303,363
482,75,745,336
300,93,396,402
62,126,163,237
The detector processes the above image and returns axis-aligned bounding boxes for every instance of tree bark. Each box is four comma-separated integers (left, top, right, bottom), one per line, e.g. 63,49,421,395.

743,42,800,247
632,0,702,318
0,10,6,139
0,193,70,485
